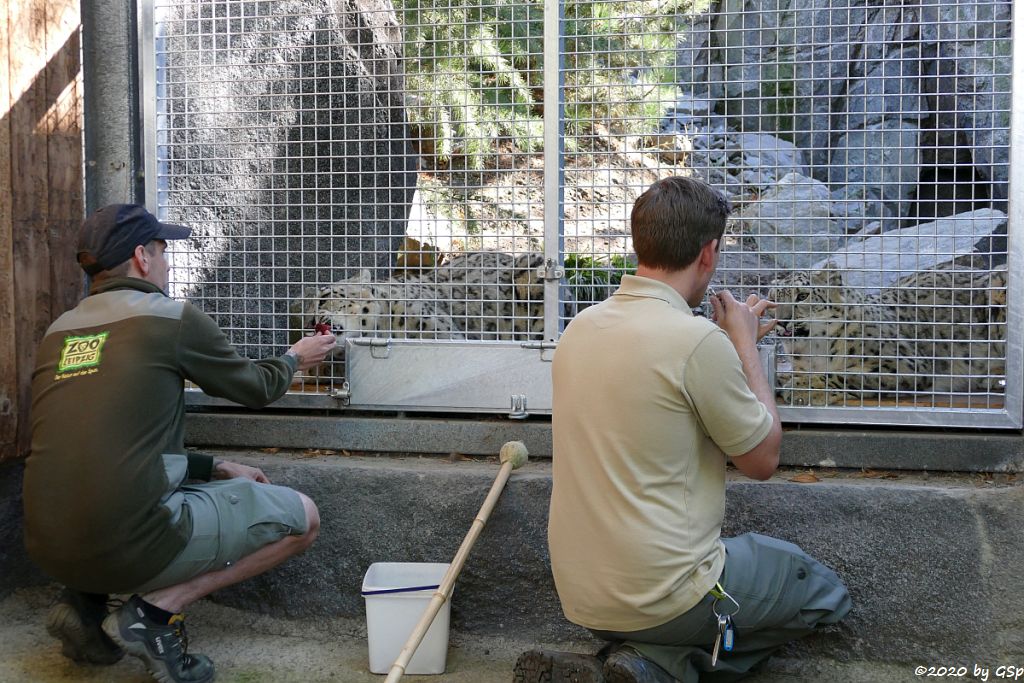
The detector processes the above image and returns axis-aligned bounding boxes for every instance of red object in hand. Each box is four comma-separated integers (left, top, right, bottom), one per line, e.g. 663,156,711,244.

313,322,332,335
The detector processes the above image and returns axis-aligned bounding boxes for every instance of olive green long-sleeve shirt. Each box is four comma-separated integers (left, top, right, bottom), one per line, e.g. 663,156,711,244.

24,277,298,592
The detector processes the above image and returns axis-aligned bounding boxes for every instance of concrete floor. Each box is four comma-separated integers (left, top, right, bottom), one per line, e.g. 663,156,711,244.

2,586,946,683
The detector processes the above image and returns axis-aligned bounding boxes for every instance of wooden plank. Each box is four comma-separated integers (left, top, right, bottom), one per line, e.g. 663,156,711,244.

0,0,17,458
8,0,50,459
46,0,84,318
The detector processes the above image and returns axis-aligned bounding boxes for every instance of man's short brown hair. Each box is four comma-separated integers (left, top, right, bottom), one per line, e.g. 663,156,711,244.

630,176,732,271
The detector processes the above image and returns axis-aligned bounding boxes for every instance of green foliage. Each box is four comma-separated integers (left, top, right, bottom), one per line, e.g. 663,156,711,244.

396,0,701,169
564,252,637,305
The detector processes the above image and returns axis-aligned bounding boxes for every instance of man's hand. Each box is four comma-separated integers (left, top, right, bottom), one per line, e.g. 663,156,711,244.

710,290,782,480
287,332,338,372
709,290,777,349
213,460,270,483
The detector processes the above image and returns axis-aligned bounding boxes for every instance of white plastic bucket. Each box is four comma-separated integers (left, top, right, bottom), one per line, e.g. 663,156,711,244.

361,562,452,675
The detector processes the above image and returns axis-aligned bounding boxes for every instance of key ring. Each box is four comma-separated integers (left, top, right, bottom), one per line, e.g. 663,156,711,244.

711,583,741,619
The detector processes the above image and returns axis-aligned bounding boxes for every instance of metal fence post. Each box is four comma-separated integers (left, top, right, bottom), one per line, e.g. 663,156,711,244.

82,0,144,210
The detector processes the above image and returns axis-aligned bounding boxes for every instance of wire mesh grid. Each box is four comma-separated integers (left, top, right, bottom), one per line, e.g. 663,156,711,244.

560,0,1012,414
148,0,1016,422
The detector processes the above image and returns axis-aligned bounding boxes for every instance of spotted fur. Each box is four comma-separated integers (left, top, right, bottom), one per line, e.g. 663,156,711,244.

291,252,546,342
768,263,1007,406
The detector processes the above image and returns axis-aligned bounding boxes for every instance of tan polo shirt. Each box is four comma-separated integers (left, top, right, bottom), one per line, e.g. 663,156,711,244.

549,275,773,631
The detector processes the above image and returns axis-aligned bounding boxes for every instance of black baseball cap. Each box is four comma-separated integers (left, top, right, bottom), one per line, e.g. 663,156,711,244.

77,204,192,275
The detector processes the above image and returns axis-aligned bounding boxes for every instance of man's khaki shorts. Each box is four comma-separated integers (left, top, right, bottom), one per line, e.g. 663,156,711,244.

132,478,308,594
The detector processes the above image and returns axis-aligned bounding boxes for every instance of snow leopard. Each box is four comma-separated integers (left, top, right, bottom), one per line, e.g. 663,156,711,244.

290,251,547,343
768,263,1007,406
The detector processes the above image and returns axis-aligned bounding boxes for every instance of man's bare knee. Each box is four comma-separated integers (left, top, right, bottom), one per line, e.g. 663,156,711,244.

298,492,320,549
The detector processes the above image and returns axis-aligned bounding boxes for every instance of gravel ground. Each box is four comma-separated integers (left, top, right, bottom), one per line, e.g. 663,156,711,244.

2,585,945,683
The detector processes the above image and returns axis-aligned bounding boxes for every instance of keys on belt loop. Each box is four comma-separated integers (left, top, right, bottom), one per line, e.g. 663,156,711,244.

710,582,740,668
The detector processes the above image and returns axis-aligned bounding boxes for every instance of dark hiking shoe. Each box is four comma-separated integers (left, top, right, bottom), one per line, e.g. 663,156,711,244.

46,588,124,665
603,645,677,683
513,648,606,682
102,595,215,683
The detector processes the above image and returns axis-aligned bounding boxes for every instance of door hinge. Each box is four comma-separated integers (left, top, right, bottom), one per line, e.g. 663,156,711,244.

331,381,351,405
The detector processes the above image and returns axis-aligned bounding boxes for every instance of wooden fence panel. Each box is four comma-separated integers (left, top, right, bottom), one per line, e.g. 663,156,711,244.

1,0,83,461
1,0,16,456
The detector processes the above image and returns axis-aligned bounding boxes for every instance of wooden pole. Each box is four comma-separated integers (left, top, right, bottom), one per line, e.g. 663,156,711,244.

384,442,527,683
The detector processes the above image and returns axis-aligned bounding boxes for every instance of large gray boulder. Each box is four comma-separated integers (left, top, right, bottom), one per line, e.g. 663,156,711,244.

159,0,417,355
840,48,928,132
733,173,842,271
827,120,921,220
811,208,1007,292
918,0,1012,202
689,0,1010,212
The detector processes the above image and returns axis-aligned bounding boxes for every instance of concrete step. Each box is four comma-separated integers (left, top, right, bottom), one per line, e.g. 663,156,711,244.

3,451,1022,681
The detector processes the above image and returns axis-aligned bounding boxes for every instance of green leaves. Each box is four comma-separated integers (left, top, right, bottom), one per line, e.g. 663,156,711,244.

397,0,702,169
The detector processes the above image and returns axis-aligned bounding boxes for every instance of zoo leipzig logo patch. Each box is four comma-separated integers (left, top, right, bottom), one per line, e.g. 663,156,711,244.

56,332,110,378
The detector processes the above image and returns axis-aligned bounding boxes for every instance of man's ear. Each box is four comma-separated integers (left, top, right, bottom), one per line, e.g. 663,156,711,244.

130,244,150,276
698,238,719,271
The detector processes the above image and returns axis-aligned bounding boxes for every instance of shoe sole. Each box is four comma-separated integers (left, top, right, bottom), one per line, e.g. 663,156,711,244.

46,603,123,665
603,652,679,683
102,615,215,683
512,649,605,683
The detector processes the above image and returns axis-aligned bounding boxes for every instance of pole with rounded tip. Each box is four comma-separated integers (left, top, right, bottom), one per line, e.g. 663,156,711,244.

384,441,529,683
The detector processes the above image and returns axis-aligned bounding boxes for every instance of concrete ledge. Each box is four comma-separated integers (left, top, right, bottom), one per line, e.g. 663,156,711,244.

185,411,1024,472
4,453,1022,667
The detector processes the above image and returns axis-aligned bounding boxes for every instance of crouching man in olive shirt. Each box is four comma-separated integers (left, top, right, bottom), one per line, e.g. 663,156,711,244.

515,178,851,683
24,204,337,683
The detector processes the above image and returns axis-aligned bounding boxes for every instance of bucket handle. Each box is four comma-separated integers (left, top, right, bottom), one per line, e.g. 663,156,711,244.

361,584,440,597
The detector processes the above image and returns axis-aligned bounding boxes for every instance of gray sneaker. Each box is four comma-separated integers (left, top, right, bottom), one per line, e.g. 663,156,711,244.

513,648,606,682
101,595,215,683
45,588,124,665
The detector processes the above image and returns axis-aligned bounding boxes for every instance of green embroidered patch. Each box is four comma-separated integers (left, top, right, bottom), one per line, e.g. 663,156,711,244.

58,332,110,373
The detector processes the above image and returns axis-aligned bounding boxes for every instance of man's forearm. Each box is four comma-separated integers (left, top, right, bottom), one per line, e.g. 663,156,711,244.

734,341,781,425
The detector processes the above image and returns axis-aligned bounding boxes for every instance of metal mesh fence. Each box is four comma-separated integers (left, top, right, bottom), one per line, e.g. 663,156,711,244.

146,0,1017,426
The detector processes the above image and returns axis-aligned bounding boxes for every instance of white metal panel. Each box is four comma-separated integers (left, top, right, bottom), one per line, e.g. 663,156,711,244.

345,339,552,415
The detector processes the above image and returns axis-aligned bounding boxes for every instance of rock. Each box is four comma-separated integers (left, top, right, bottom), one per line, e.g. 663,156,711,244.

840,48,928,131
734,173,842,270
811,208,1007,292
684,0,1011,207
827,119,921,220
919,0,1012,203
672,10,724,102
160,0,417,355
731,133,808,177
711,248,779,292
829,185,896,234
672,93,716,117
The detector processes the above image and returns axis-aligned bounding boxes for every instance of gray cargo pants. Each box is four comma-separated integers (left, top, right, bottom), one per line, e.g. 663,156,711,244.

590,533,852,682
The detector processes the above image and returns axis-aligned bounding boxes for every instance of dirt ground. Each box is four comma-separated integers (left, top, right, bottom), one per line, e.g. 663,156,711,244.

2,585,924,683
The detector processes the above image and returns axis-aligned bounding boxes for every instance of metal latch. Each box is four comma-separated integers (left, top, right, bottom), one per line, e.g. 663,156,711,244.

521,340,557,362
509,394,528,419
542,258,565,281
350,337,391,359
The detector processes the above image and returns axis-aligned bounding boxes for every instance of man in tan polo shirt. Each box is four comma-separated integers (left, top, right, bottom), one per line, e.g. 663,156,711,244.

514,177,851,683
